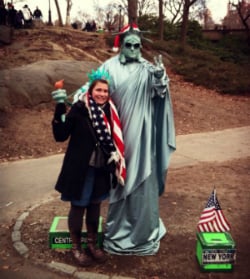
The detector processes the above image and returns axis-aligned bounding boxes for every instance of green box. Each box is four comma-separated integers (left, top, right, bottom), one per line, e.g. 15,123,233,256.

49,216,103,249
196,232,236,272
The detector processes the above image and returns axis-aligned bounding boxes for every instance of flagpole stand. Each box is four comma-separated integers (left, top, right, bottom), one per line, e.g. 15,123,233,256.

196,232,236,272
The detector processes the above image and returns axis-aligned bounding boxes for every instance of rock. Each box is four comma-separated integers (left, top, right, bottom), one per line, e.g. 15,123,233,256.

0,60,99,111
0,25,13,45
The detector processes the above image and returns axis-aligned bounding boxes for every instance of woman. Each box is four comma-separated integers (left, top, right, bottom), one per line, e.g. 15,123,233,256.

51,71,126,266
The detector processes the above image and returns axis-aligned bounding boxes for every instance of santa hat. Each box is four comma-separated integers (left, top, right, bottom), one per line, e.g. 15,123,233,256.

112,23,140,52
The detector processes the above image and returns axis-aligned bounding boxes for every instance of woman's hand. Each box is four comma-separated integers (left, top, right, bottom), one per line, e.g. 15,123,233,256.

51,89,67,104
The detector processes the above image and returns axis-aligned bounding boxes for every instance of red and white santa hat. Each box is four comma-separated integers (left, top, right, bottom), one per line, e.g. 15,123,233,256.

112,23,140,52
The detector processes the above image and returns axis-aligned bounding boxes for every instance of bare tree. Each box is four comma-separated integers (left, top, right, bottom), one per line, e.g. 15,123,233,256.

65,0,73,26
92,2,124,31
232,0,250,31
180,0,200,46
75,10,92,29
103,0,156,25
138,0,157,17
54,0,63,26
233,0,250,43
163,0,205,24
159,0,164,40
164,0,184,24
189,0,206,22
13,0,26,4
128,0,138,23
127,0,157,18
104,4,118,31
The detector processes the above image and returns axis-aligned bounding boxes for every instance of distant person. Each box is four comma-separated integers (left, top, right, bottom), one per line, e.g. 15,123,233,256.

22,4,32,28
96,26,104,33
33,6,42,28
83,21,91,32
33,6,42,19
15,10,24,29
91,20,96,32
0,1,7,25
7,2,17,27
71,22,78,29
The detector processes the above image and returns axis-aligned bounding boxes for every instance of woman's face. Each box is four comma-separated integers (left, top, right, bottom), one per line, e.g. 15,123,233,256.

91,81,109,105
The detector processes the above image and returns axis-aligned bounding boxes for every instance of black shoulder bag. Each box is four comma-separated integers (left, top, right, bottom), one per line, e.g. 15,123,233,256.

87,120,109,168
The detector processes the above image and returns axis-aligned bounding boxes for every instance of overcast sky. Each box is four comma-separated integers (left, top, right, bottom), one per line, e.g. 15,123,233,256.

13,0,230,24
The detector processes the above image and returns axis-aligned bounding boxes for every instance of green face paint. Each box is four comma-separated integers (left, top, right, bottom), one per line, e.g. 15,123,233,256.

121,34,141,62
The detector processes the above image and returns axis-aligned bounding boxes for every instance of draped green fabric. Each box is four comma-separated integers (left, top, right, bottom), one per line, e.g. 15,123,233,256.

75,54,176,255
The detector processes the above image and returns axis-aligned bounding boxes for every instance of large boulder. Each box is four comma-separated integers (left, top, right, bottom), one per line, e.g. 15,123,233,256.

0,25,12,45
0,60,99,111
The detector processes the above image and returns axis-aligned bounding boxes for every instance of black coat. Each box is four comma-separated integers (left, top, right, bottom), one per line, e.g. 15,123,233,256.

52,101,111,201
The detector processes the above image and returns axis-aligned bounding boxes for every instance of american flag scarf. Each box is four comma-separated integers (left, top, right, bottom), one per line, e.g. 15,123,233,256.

83,92,126,186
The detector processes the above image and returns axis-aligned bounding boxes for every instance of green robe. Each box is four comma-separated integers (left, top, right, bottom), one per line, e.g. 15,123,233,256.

76,55,176,255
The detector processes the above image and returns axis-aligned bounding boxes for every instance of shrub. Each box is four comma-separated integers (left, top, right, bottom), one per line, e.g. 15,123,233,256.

152,39,249,95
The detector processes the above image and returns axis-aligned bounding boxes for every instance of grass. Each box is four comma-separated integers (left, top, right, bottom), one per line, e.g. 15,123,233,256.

152,38,250,95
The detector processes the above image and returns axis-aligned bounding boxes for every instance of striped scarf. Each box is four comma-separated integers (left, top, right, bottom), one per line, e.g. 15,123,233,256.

82,92,126,186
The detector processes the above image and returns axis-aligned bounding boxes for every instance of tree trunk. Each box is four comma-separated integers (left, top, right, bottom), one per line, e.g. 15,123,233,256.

180,0,198,47
54,0,63,26
159,0,164,41
128,0,138,24
65,0,73,26
180,0,189,47
236,1,250,45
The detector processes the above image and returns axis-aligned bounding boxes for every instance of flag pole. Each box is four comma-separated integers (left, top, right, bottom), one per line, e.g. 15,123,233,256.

213,186,216,203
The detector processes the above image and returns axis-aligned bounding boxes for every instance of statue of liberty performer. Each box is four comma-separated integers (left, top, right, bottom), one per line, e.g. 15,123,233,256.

74,25,176,255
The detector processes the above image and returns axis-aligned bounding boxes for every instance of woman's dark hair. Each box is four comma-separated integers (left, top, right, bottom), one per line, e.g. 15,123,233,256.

88,79,109,95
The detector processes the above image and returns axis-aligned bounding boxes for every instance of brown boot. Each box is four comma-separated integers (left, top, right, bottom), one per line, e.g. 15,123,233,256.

71,246,93,267
71,234,92,267
87,234,107,263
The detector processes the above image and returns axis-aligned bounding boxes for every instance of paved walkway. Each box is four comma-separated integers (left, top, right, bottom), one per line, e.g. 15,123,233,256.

170,126,250,168
1,126,250,279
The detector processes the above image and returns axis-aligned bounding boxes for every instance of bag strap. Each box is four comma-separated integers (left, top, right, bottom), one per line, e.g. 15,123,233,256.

86,119,99,143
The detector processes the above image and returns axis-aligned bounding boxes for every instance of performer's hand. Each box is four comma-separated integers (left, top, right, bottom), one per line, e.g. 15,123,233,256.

153,55,165,79
51,89,67,104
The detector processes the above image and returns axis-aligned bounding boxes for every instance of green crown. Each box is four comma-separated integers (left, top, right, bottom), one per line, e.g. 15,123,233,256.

87,69,111,85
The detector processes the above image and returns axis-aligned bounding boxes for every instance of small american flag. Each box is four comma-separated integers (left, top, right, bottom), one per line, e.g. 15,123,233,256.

197,189,230,232
106,99,126,186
